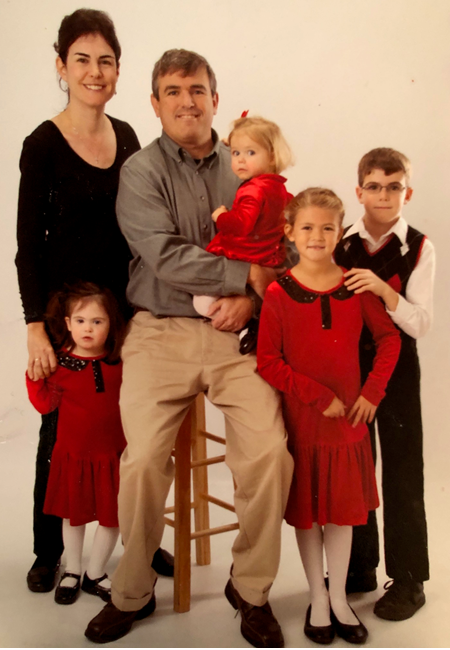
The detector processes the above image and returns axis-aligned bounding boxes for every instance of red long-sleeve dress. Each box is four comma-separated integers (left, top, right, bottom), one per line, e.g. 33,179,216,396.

257,271,401,529
26,352,126,527
207,174,292,266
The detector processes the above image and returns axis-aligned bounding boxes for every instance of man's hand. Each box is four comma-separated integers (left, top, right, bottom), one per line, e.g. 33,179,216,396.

27,322,57,381
322,396,346,418
212,206,228,223
248,264,285,299
347,395,377,427
344,268,399,311
207,295,253,332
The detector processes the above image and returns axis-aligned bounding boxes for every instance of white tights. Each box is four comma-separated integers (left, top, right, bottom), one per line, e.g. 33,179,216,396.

60,519,120,588
295,523,359,626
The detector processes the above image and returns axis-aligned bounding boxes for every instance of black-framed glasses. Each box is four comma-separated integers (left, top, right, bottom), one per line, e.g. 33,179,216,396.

361,182,406,194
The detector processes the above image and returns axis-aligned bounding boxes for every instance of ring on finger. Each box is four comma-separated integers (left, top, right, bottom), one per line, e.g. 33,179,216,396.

34,358,41,362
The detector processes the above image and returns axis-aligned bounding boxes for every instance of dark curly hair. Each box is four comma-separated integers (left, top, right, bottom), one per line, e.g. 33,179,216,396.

45,281,125,362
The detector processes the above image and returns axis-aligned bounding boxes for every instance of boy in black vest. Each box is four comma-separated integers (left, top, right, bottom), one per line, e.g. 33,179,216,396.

335,148,435,621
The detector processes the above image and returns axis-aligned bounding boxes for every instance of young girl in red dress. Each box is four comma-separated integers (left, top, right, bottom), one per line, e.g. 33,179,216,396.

26,282,126,605
257,188,401,644
193,115,293,352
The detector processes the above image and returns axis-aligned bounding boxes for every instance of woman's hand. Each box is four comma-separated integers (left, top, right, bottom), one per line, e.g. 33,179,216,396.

27,322,57,380
347,395,377,427
322,396,346,418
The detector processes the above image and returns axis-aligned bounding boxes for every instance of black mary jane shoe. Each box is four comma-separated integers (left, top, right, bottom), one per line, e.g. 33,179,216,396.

54,571,81,605
330,605,368,645
304,605,335,645
239,319,259,355
81,572,111,602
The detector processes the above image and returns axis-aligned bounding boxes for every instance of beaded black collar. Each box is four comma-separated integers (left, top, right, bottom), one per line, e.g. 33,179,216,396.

277,274,354,330
57,352,119,393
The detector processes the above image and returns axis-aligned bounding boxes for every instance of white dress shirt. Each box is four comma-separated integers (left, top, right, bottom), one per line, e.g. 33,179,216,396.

343,216,435,339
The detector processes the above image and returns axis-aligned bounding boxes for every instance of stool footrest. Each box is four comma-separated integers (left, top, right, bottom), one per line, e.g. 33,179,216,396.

191,454,225,468
198,429,226,445
201,493,235,513
191,522,239,540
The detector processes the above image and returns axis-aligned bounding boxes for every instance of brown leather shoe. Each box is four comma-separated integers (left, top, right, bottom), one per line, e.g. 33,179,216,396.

225,579,284,648
151,547,174,577
84,595,156,644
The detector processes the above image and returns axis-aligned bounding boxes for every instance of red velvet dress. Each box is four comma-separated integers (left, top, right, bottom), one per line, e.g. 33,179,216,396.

26,352,126,527
207,174,292,266
257,271,401,529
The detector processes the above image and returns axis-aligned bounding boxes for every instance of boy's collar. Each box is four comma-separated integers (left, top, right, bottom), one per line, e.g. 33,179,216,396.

344,215,408,245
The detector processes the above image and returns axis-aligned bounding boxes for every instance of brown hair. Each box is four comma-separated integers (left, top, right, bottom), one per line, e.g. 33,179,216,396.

285,187,345,226
46,282,125,362
151,49,217,100
54,8,121,64
358,147,411,186
229,116,294,175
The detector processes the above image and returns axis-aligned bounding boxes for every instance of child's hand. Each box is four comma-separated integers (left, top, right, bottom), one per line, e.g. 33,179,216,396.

212,206,228,222
347,395,377,427
344,268,399,311
322,396,346,418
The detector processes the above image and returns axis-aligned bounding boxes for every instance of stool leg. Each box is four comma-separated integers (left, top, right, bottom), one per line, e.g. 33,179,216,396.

174,410,192,613
191,395,211,566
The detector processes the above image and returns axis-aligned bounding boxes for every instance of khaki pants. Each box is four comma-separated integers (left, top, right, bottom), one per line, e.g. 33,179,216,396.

112,312,293,611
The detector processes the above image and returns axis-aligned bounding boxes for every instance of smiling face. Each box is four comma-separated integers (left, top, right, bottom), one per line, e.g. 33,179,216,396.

356,169,413,232
150,67,218,157
56,33,119,108
230,132,274,181
65,298,110,357
285,205,343,263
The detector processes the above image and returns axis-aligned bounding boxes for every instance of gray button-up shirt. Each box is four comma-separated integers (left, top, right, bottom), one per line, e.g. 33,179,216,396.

117,130,247,317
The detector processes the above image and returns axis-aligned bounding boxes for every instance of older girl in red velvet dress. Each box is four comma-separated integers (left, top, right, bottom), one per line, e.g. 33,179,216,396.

257,188,400,645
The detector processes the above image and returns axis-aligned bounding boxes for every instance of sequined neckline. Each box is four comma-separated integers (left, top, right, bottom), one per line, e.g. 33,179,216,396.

57,352,120,393
277,274,354,330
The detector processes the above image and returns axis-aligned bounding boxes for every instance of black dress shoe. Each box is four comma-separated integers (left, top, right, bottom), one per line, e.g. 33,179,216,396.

81,572,111,602
54,571,81,605
374,580,425,621
304,605,334,645
85,595,156,644
225,579,284,648
27,558,60,593
151,547,174,577
330,605,368,644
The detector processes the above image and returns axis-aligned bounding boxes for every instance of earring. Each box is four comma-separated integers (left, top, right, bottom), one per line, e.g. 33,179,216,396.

58,77,68,93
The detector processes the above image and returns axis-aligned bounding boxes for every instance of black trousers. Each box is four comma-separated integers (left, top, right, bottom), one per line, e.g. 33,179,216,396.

32,411,64,563
349,335,429,583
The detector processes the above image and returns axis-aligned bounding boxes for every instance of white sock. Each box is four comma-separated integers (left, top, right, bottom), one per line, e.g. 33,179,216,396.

61,520,85,587
86,525,120,585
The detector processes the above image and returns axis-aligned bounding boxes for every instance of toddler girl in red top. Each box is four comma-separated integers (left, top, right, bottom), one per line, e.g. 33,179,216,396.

26,282,126,606
257,189,401,644
193,116,293,350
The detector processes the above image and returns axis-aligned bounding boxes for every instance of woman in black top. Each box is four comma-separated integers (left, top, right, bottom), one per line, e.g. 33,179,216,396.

16,9,172,595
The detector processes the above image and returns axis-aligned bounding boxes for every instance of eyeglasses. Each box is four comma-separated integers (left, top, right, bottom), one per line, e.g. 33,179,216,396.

361,182,407,194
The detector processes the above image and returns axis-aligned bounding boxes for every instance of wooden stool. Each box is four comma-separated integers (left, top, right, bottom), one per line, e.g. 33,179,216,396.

163,394,239,612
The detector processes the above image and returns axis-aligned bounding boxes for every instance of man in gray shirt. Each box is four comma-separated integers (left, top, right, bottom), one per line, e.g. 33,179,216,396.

86,49,293,648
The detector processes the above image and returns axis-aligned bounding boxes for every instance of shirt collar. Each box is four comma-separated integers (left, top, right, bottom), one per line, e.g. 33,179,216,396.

159,129,220,168
344,215,408,246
